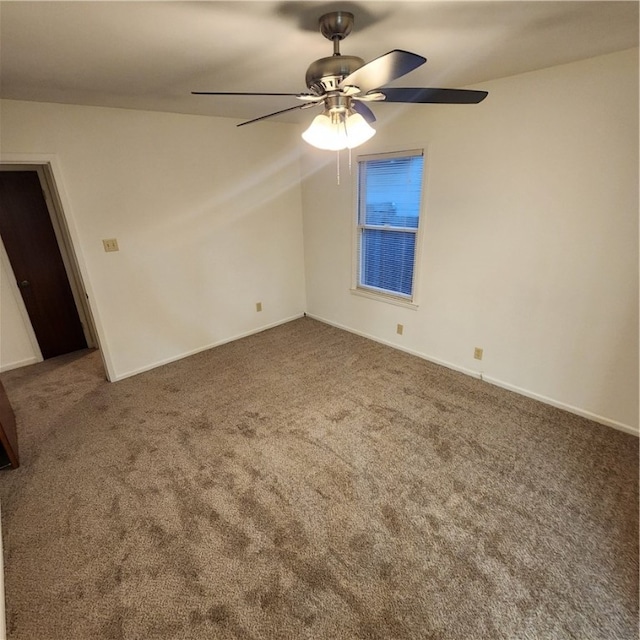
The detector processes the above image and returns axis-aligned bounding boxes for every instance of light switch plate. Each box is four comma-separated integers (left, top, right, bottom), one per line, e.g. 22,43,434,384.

102,238,119,252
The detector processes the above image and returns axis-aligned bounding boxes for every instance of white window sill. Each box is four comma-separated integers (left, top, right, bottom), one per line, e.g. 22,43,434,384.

350,287,419,310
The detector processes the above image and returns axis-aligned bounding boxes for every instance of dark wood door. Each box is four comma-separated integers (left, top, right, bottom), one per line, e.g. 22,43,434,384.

0,171,87,359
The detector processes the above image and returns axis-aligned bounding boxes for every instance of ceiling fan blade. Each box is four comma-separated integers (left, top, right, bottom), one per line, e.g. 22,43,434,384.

237,103,310,127
352,101,376,124
192,91,307,97
375,87,488,104
339,50,426,93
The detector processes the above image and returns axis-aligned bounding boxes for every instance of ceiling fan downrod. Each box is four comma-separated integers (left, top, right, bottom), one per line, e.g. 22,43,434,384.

319,11,354,55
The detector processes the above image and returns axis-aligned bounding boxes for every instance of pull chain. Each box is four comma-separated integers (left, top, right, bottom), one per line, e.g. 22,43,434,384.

334,149,354,185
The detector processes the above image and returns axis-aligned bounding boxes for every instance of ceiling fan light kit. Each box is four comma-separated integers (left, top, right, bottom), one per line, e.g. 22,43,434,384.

192,10,488,152
302,110,375,151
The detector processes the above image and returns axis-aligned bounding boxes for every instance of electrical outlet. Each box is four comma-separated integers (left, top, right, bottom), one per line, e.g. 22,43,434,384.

396,324,403,336
256,302,262,312
102,238,119,252
474,347,483,360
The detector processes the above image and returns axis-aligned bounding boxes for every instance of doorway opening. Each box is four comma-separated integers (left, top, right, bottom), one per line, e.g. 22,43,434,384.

0,163,102,373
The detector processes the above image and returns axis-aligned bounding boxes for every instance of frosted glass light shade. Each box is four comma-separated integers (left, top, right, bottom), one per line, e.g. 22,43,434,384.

302,111,376,150
302,114,344,150
344,112,376,148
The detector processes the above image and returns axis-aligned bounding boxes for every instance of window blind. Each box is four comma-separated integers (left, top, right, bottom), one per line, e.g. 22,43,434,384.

357,150,424,300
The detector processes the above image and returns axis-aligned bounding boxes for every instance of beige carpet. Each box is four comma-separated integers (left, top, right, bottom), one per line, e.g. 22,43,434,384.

0,317,637,639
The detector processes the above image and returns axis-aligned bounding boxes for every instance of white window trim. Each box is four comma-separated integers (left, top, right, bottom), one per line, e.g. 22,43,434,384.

351,147,427,308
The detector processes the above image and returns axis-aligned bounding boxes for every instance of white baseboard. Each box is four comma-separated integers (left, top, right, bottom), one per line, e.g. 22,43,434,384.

0,356,41,373
481,375,639,436
306,313,639,437
112,314,305,382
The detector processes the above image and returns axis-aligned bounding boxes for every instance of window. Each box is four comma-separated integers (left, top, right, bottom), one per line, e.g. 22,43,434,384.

355,149,425,303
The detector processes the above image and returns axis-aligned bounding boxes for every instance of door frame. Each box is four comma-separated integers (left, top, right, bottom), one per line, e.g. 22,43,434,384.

0,164,95,351
0,153,113,381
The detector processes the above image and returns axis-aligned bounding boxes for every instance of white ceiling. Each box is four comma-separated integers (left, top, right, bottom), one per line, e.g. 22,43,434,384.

1,1,638,124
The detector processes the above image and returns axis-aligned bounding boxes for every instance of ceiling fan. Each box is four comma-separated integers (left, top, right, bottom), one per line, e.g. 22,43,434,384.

192,11,488,151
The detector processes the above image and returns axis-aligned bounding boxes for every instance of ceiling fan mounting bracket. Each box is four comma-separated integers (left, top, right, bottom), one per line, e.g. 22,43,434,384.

319,11,354,43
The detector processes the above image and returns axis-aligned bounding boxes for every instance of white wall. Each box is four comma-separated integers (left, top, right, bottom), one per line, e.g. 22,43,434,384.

1,101,306,380
301,48,639,434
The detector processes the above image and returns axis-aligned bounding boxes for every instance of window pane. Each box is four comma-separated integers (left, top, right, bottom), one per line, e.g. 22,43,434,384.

360,229,416,296
361,156,424,229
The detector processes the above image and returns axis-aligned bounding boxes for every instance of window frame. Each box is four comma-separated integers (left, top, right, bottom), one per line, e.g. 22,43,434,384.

351,148,427,308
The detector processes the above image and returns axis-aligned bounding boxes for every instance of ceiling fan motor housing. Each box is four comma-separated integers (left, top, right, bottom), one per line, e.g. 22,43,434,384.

305,55,364,94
